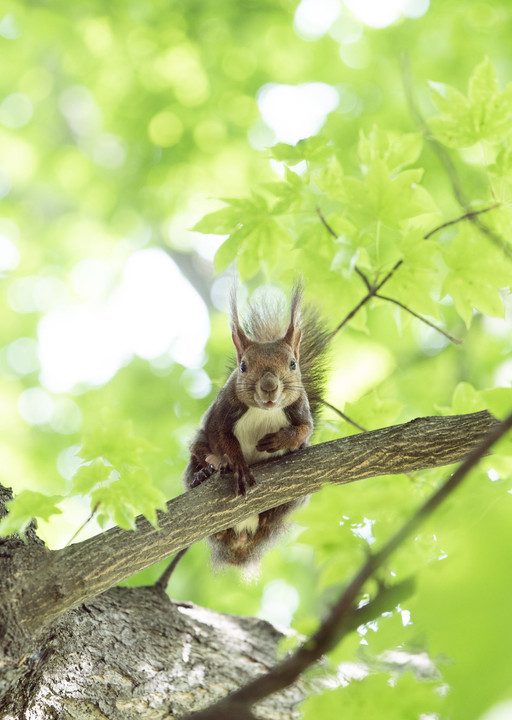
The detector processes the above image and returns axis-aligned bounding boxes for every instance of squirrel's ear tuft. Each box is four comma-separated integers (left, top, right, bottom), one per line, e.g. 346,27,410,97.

230,285,252,363
283,282,303,357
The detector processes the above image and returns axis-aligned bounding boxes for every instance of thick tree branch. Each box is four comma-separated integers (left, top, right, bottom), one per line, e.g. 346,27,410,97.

185,411,512,719
0,410,499,647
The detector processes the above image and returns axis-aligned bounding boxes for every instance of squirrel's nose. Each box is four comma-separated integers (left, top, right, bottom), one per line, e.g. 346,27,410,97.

260,372,278,394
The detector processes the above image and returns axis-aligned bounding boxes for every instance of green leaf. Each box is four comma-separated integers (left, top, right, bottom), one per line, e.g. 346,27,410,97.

213,226,250,272
383,235,441,318
450,382,486,414
481,387,512,420
90,467,166,530
269,135,333,165
80,418,157,470
358,127,423,174
74,418,164,529
442,226,509,326
302,672,441,719
315,156,344,198
264,166,308,214
71,458,113,495
191,206,241,234
339,161,437,235
416,478,512,719
430,58,512,147
0,490,64,537
429,83,475,147
344,391,404,431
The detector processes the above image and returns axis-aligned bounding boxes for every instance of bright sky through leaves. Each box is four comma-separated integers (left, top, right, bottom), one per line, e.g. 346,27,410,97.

1,2,511,716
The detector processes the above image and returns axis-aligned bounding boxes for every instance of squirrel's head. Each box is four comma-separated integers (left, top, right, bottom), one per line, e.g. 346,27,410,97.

230,286,303,410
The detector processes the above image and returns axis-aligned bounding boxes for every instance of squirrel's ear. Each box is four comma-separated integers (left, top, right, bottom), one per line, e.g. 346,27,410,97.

283,325,301,357
231,328,251,363
230,287,251,363
283,282,303,357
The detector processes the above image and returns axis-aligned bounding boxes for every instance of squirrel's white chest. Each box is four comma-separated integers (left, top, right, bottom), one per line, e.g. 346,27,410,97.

234,407,289,465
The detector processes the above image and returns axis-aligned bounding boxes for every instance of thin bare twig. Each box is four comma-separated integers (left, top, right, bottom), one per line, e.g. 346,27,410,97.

316,206,338,239
317,205,458,343
185,411,512,718
424,204,501,240
354,265,372,291
375,293,462,344
316,207,373,292
64,502,101,547
320,399,367,432
154,547,189,592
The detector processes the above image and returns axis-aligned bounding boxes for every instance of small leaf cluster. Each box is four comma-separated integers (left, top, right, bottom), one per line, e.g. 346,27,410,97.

71,418,167,530
0,417,167,537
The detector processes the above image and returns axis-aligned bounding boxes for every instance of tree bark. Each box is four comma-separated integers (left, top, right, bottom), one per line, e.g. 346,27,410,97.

0,410,500,715
0,584,307,719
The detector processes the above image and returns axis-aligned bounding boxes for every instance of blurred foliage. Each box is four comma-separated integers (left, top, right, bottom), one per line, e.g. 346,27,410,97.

1,0,512,717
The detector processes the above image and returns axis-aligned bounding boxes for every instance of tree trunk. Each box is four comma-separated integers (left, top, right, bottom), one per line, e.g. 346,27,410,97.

1,584,306,719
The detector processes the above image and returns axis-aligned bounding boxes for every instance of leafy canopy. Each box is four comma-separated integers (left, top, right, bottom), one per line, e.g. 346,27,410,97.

1,2,512,718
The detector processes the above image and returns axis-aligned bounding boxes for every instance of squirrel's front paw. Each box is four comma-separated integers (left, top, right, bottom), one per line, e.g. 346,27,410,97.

257,431,285,453
219,454,256,497
191,463,216,488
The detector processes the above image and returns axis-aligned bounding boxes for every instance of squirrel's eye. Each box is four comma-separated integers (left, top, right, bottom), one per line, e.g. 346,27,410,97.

290,359,297,370
240,360,247,373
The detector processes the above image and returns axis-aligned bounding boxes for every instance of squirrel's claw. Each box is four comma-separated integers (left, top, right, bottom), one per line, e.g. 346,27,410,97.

256,431,284,453
219,454,256,496
191,463,216,488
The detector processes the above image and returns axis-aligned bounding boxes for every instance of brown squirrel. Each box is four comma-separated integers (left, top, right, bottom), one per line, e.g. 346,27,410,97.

183,283,330,567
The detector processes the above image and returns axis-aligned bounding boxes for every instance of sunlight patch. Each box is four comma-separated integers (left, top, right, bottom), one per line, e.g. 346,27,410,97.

257,82,339,144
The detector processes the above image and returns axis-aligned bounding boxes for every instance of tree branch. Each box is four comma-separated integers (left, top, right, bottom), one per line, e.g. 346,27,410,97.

0,410,500,644
328,258,404,337
316,209,461,344
185,411,512,718
320,399,368,432
374,292,462,344
423,204,501,240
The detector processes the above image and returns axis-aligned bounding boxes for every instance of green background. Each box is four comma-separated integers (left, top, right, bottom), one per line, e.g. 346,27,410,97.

1,1,511,717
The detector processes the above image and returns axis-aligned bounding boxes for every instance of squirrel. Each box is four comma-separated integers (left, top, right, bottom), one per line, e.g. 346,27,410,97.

183,283,330,568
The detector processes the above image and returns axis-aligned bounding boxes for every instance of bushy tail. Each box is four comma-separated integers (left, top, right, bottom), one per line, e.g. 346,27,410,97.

298,305,331,422
208,500,305,568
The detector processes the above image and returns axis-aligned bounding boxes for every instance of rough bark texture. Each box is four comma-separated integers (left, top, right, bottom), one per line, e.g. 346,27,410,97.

0,411,500,717
1,586,305,720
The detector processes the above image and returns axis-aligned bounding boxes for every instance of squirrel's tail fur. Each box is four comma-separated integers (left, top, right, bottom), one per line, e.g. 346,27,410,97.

231,282,331,421
208,499,304,568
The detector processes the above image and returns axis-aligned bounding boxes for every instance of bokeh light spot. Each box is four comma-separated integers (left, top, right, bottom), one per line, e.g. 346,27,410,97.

92,133,126,169
18,387,54,426
6,337,39,375
38,249,210,393
0,234,20,271
260,580,299,627
0,93,33,129
257,82,339,144
339,36,371,69
294,0,341,40
148,110,184,147
193,119,227,153
345,0,429,28
0,13,19,39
